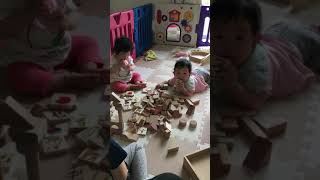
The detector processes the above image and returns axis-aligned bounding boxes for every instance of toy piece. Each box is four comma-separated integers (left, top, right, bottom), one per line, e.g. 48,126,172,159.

111,92,123,103
30,104,47,117
122,102,132,111
243,136,272,171
219,117,239,134
78,148,106,167
167,137,179,153
76,127,100,146
144,50,157,61
160,83,169,90
47,93,77,111
125,91,135,97
1,96,39,130
189,98,200,106
186,103,195,116
183,147,210,180
189,50,210,64
41,135,69,156
43,111,71,126
189,120,197,128
137,127,148,136
179,119,187,128
240,117,268,141
217,143,231,173
253,117,287,138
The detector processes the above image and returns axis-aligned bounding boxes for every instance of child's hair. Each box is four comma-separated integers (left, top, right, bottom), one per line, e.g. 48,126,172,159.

213,0,262,35
174,58,192,73
112,37,133,55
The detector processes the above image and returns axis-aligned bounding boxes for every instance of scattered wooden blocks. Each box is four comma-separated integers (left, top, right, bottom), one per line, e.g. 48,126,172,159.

186,104,195,116
160,83,169,90
189,98,200,106
243,136,272,171
167,137,179,153
189,120,197,129
253,117,287,138
137,127,147,136
47,93,77,111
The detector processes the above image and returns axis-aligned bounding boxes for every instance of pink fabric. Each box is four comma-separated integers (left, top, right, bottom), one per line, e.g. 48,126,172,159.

260,35,316,98
170,71,208,93
111,72,142,93
6,35,104,96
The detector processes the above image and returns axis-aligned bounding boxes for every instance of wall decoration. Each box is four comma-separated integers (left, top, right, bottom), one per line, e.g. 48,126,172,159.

156,32,165,41
182,34,192,43
181,19,188,27
157,9,162,24
184,25,192,33
169,10,181,22
162,15,168,21
183,10,193,22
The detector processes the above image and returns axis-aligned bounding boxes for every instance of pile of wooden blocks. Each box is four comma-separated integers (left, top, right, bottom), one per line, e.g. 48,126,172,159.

212,111,287,177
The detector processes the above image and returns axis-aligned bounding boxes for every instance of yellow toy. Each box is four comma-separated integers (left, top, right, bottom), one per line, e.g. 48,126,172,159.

144,50,157,61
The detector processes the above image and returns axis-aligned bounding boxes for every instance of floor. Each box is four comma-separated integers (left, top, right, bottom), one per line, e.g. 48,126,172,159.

215,1,320,179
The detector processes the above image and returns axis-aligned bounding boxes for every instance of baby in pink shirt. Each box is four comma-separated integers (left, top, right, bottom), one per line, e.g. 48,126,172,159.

156,58,209,96
213,0,320,110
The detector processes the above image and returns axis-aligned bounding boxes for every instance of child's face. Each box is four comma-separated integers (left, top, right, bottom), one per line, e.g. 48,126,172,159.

116,51,131,61
174,67,190,82
213,18,258,66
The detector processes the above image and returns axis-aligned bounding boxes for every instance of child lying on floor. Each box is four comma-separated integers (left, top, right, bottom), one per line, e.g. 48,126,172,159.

213,0,320,110
156,58,209,96
110,37,146,93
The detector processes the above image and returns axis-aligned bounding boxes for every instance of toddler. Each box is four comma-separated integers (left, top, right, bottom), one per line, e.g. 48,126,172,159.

110,37,146,93
156,58,209,96
0,0,107,96
213,0,320,110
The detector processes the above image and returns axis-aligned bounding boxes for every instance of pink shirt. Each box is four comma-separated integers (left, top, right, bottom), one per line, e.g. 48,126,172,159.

169,71,208,93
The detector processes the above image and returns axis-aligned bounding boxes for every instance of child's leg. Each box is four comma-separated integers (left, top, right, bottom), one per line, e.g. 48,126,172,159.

123,143,148,180
6,62,55,96
111,81,129,93
195,68,210,85
56,35,104,72
129,72,143,84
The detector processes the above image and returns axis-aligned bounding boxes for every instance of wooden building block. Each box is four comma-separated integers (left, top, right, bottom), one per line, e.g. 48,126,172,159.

243,136,272,171
184,148,210,180
167,137,179,153
78,148,106,167
217,143,231,172
189,98,200,106
172,110,182,119
185,99,194,107
179,119,187,128
125,91,134,97
111,92,123,103
47,93,77,111
240,117,268,141
137,127,147,136
160,83,169,90
219,118,239,134
189,120,197,128
253,117,287,138
163,129,171,138
186,105,195,116
41,135,69,156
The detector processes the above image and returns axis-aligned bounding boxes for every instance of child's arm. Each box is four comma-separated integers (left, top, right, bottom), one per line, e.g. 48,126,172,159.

176,79,194,97
155,78,174,89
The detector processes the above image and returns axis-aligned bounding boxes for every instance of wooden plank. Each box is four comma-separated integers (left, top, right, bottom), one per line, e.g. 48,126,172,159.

253,117,287,138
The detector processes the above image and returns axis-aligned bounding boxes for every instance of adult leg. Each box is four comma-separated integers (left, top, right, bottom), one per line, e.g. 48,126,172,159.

123,143,148,180
111,81,130,93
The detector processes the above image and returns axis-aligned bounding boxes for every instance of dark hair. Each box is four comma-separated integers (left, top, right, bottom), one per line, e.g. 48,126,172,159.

212,0,262,35
112,37,133,54
174,59,192,73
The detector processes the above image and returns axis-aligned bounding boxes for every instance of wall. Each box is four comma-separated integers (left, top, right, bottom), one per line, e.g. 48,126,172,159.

110,0,173,13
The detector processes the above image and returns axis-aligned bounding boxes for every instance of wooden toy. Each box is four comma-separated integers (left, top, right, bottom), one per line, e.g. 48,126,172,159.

76,127,100,146
253,117,287,138
243,136,272,171
219,117,239,134
125,91,135,97
183,147,210,180
137,127,148,136
43,111,70,126
30,104,47,117
240,117,268,141
186,103,195,116
213,137,234,151
41,135,69,156
78,148,106,167
179,119,187,128
160,83,169,90
167,137,179,153
189,50,210,64
47,93,77,111
189,120,197,128
189,98,200,106
211,147,228,178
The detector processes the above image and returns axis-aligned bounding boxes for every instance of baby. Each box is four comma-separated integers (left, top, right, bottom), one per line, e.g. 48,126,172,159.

156,58,209,96
110,37,146,93
213,0,320,110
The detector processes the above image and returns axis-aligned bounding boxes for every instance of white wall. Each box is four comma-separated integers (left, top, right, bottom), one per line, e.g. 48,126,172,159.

110,0,170,13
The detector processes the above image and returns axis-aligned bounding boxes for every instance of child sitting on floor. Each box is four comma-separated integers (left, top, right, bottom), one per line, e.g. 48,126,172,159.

213,0,320,110
110,37,146,93
156,58,209,96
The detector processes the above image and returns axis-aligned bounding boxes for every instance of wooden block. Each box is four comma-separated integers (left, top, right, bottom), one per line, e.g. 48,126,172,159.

167,137,179,153
253,117,287,138
41,135,69,156
172,110,182,119
185,99,194,107
179,119,187,128
166,111,172,119
165,122,172,131
78,148,106,167
178,98,186,104
48,93,77,111
189,120,197,128
111,92,123,103
243,136,272,171
148,123,158,132
211,147,228,178
160,83,169,90
163,129,171,138
186,105,195,116
190,98,200,106
125,91,134,97
122,102,132,111
240,117,268,140
183,148,210,180
137,127,147,136
217,143,231,172
220,118,239,134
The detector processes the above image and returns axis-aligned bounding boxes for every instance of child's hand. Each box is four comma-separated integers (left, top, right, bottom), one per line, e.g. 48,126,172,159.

214,57,238,88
